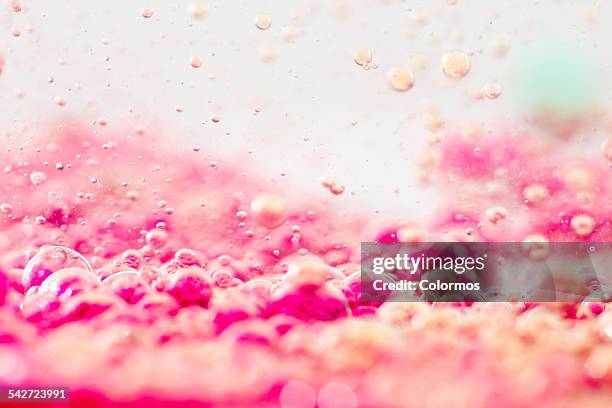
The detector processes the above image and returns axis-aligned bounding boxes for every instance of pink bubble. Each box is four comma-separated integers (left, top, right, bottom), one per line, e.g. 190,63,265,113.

279,381,316,408
317,382,357,408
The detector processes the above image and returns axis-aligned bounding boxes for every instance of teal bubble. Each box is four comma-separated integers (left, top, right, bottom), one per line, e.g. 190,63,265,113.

514,38,598,115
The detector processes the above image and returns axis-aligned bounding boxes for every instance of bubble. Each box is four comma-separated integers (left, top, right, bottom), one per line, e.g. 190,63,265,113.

318,382,357,408
523,184,549,205
279,381,316,408
353,49,372,66
29,171,47,186
329,183,345,195
23,246,95,291
254,15,272,30
441,51,471,78
486,206,507,224
0,203,12,213
250,193,286,228
188,3,207,19
387,67,415,91
571,214,595,236
211,114,221,123
54,96,66,107
10,27,21,37
484,82,502,99
190,57,202,68
492,37,509,58
602,139,612,161
141,8,154,19
259,47,277,63
97,117,108,126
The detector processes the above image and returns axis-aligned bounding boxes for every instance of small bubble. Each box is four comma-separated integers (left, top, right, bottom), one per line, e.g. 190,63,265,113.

353,49,372,66
523,183,549,205
188,3,207,19
486,206,507,224
254,15,272,30
211,114,221,123
29,171,47,186
492,38,509,58
175,105,184,113
330,183,345,195
483,82,502,99
141,8,154,19
259,47,277,63
0,203,12,213
97,117,109,126
10,27,21,37
441,51,471,78
602,139,612,161
55,162,65,171
571,214,595,236
387,67,415,91
54,96,66,107
190,57,202,68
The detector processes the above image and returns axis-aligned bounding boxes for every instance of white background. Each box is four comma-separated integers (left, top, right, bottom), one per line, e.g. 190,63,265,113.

0,0,610,222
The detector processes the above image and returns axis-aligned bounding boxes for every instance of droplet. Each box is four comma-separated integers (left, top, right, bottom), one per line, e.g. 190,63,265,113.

353,49,372,66
190,57,202,68
141,8,154,18
97,117,109,126
10,27,21,37
483,82,502,99
211,114,221,123
441,51,471,78
254,15,272,30
387,67,415,91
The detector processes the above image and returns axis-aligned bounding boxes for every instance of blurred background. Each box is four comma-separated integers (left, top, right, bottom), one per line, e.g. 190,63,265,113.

0,0,610,220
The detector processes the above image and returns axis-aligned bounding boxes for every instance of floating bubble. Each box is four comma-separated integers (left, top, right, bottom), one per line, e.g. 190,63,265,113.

387,67,414,91
254,15,272,30
23,246,95,291
484,82,502,99
190,57,202,68
141,8,154,19
318,382,357,408
250,193,286,228
571,214,595,237
441,51,470,78
353,49,372,66
279,381,316,408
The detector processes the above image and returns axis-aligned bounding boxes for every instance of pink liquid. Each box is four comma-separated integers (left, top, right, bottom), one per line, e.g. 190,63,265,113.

0,123,610,407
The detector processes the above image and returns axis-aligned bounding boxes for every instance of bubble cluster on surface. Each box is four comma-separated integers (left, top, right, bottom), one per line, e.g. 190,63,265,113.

0,123,610,407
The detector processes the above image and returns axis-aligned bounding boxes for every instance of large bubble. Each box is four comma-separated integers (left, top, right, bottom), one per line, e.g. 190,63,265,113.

23,246,96,291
